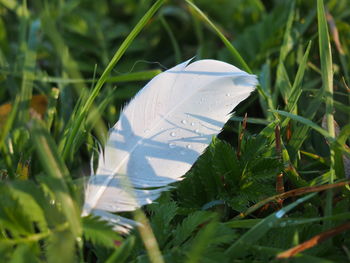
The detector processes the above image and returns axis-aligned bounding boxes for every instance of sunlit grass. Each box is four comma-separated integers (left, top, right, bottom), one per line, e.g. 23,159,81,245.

0,0,349,262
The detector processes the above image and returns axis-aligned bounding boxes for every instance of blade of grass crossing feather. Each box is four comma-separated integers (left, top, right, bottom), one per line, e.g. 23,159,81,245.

31,120,82,238
318,0,335,224
225,193,317,258
185,0,251,73
59,0,165,161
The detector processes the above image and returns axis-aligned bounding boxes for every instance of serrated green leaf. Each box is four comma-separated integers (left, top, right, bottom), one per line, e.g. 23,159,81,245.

7,181,48,232
149,201,177,247
172,211,215,247
82,215,120,248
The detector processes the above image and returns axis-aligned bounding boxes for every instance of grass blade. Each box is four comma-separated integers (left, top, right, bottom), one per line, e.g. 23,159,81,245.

317,0,335,224
272,110,332,140
31,120,82,238
59,0,165,160
184,0,251,73
225,193,317,258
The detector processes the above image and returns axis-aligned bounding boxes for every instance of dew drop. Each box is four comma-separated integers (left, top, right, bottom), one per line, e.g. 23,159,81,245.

181,120,187,124
50,199,55,205
76,237,82,242
169,143,176,148
186,144,192,149
170,132,176,137
226,93,231,97
195,129,200,134
276,210,284,218
191,122,195,126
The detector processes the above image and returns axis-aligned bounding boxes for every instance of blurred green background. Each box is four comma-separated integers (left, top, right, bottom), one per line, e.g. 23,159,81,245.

0,0,349,262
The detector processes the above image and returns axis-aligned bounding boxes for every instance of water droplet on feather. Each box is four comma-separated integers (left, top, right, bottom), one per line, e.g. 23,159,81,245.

169,143,176,148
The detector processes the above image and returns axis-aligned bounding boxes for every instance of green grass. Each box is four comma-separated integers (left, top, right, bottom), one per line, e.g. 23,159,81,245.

0,0,349,262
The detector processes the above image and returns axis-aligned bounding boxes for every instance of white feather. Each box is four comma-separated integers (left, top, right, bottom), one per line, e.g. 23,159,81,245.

82,59,257,229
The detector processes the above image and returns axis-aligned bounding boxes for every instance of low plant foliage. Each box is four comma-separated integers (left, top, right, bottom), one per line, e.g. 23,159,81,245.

0,0,349,262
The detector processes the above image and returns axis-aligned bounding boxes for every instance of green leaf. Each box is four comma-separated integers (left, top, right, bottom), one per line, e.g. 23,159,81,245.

82,215,120,248
149,201,178,247
7,181,48,232
172,211,215,247
212,139,241,188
